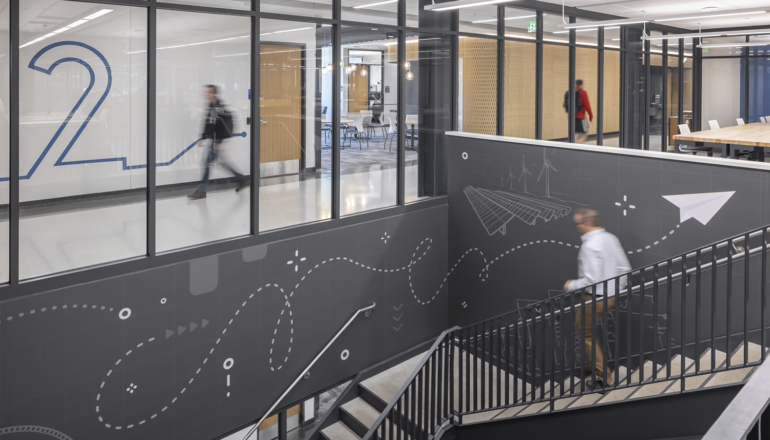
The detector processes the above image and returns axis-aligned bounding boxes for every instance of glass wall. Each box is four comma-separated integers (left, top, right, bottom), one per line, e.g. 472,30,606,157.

19,1,146,279
702,58,743,130
575,46,597,144
504,6,537,40
339,27,398,215
459,6,498,35
155,10,250,252
666,55,681,149
603,49,621,147
459,37,497,135
504,40,536,139
259,21,332,231
543,44,569,141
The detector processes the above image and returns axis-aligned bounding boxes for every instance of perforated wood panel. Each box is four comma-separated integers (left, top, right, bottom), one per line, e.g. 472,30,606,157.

603,50,621,134
459,37,497,135
504,40,536,139
542,44,569,140
576,47,598,136
260,44,303,164
258,405,302,431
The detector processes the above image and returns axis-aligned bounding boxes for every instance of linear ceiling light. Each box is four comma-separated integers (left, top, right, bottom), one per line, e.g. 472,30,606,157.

560,18,649,29
698,41,769,48
20,9,113,49
354,0,397,9
655,10,766,22
424,0,511,12
644,32,722,40
471,13,547,24
552,25,618,34
726,29,770,36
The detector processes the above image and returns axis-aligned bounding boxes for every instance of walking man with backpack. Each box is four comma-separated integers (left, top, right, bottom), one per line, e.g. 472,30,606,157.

188,84,249,200
564,79,593,144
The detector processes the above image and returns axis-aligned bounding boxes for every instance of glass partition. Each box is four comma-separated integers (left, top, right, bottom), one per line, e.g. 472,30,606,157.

504,6,537,41
261,0,333,19
575,47,597,144
702,58,743,130
155,10,250,252
342,0,397,26
543,44,569,141
19,1,147,279
459,5,498,36
260,21,332,232
603,49,621,146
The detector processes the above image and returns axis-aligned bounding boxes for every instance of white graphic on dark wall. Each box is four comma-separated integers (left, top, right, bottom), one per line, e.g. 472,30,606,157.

519,153,532,193
464,186,572,235
663,191,735,225
537,149,558,198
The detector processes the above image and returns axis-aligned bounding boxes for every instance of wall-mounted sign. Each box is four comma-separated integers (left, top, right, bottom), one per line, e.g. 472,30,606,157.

385,86,390,93
528,22,536,33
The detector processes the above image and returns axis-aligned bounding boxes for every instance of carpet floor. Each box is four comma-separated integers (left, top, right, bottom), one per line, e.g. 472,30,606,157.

320,136,419,172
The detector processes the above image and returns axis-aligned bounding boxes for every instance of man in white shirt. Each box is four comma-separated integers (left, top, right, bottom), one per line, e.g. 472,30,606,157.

563,208,631,389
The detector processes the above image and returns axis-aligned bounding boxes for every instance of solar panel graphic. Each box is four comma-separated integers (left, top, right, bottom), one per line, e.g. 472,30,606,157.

464,186,572,235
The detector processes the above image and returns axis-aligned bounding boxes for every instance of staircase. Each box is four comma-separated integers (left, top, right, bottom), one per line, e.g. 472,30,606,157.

314,225,770,440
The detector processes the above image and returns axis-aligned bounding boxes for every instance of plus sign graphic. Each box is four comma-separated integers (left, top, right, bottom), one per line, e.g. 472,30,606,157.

287,250,306,272
615,195,636,217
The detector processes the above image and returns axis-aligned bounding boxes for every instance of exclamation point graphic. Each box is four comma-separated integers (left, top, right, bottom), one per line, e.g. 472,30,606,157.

223,358,234,397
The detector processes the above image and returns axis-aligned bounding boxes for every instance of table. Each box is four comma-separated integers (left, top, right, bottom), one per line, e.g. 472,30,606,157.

673,123,770,161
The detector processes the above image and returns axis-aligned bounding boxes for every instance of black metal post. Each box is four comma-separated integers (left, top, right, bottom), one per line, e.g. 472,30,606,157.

9,0,18,285
597,27,605,146
397,0,406,205
278,410,288,440
662,36,668,152
568,16,576,143
643,39,650,150
497,4,505,136
147,4,156,261
331,11,341,219
535,11,543,140
251,13,259,234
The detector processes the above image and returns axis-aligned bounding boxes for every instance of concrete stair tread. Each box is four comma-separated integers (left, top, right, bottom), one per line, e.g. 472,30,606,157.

361,352,427,403
322,422,361,440
342,397,380,429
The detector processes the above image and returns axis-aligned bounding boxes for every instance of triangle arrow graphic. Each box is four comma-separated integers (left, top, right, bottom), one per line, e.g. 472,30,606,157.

662,191,735,225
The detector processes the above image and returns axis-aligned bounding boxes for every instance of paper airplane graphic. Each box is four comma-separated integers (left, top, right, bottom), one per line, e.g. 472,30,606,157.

663,191,735,225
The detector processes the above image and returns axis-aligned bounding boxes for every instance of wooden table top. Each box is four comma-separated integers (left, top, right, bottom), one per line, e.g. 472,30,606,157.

674,123,770,148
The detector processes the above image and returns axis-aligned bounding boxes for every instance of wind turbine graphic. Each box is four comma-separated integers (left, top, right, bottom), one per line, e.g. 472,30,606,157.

506,164,517,190
518,154,532,193
537,149,557,198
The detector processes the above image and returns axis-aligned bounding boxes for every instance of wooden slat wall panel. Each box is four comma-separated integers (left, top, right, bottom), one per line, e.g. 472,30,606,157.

459,37,498,135
504,40,536,139
542,44,569,140
260,44,303,164
348,69,369,113
258,405,301,431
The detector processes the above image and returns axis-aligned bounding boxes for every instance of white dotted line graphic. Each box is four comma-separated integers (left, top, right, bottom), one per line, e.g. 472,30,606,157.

627,224,681,255
0,304,114,323
484,240,580,277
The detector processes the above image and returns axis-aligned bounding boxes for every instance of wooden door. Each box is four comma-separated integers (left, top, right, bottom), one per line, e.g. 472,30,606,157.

348,68,369,113
260,44,303,164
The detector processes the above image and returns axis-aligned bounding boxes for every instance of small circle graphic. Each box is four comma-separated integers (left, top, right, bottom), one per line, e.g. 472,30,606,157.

340,349,350,361
223,358,234,370
119,308,132,320
462,152,468,160
160,298,167,304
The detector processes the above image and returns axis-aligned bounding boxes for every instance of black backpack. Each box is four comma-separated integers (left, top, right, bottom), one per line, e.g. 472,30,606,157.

213,104,236,139
563,90,583,113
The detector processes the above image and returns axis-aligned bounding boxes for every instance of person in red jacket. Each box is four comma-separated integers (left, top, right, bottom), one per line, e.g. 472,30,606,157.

575,79,593,144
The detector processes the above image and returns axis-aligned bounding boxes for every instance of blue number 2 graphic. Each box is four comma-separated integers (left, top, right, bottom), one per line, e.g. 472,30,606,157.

1,40,246,182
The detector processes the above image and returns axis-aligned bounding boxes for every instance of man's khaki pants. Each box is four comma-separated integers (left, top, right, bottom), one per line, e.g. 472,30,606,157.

573,294,614,383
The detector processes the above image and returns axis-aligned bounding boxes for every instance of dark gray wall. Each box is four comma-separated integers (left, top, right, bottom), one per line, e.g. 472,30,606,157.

447,136,770,327
0,205,448,440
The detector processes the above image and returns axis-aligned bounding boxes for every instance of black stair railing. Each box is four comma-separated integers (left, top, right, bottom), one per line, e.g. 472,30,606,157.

365,225,770,439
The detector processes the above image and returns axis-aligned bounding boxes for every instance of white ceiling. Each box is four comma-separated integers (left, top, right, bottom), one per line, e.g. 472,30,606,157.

538,0,770,30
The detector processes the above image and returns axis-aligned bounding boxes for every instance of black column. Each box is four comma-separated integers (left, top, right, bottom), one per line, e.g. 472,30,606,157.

278,410,288,440
535,11,543,140
568,16,576,143
147,4,157,260
643,38,650,150
662,35,668,152
597,27,605,146
497,4,505,136
397,1,406,202
251,14,260,234
693,37,702,132
332,1,341,218
744,35,750,123
8,0,18,284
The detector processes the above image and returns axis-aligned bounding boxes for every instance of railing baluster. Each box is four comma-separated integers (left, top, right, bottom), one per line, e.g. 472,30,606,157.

728,238,734,369
513,314,519,404
763,228,767,363
614,277,620,389
681,253,687,392
696,249,702,375
498,316,502,408
431,347,437,434
466,326,470,413
602,281,608,392
445,333,450,419
489,318,494,408
550,299,556,400
667,260,673,379
653,263,659,382
505,313,511,407
540,302,546,401
571,292,576,394
712,243,717,372
436,338,443,426
405,383,410,440
396,399,401,440
640,268,646,384
581,290,586,393
591,289,597,390
411,380,416,439
627,273,633,387
473,323,478,411
417,370,423,438
389,405,394,440
744,233,750,366
530,306,536,401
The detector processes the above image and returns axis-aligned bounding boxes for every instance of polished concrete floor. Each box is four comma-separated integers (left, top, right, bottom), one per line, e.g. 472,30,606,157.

6,165,424,280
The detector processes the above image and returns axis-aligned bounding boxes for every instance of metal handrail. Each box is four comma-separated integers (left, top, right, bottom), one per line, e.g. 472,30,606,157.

362,326,462,440
241,302,376,440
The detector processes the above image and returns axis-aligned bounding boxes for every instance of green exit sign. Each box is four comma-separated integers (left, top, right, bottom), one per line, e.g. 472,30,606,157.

528,22,537,33
702,47,709,53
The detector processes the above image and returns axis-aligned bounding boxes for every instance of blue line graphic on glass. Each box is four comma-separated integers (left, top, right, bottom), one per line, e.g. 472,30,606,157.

1,41,246,182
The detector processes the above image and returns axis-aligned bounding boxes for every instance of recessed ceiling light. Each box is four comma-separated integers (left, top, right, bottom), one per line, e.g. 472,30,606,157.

702,7,718,12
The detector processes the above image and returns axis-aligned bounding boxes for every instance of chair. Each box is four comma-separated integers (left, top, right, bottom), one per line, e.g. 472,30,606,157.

708,120,720,130
387,117,398,152
737,118,745,125
762,117,767,123
321,107,331,145
405,114,419,149
344,114,368,149
361,110,386,141
677,124,713,157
